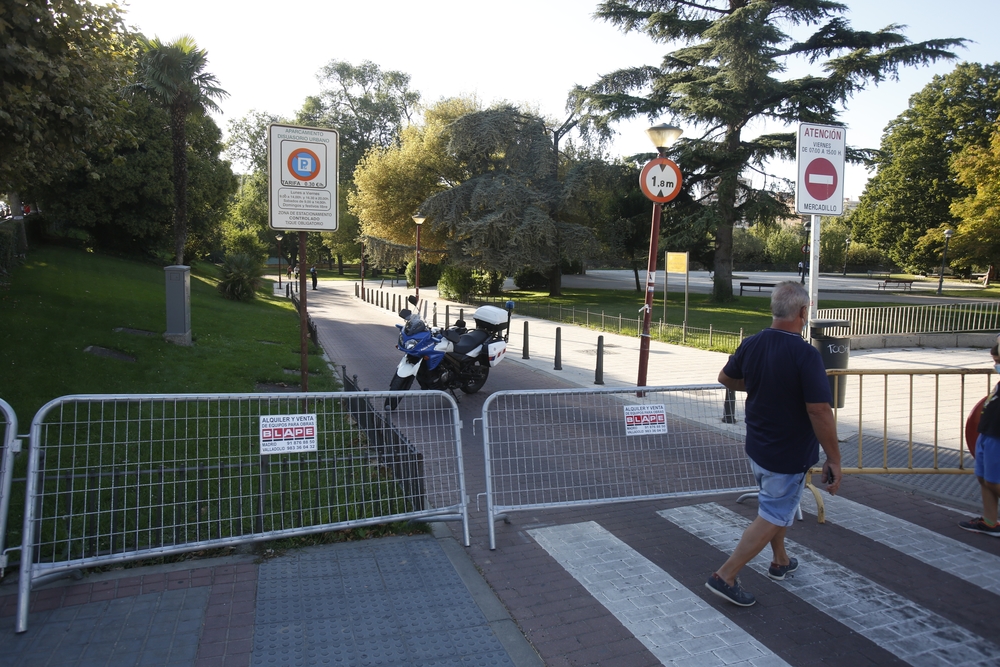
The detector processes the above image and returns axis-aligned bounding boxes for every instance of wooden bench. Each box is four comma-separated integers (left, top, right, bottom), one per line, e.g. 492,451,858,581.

739,282,776,296
877,279,914,291
867,270,891,279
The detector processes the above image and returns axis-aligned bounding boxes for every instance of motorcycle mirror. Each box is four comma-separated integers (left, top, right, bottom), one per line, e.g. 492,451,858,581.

399,309,411,319
454,320,466,329
407,295,418,306
505,300,515,312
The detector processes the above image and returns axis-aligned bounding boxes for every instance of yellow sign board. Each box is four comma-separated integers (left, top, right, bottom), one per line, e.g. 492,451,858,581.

666,251,688,274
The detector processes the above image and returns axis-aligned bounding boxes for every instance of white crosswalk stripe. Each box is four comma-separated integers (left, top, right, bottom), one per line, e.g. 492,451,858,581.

798,492,1000,595
528,521,789,667
660,503,1000,667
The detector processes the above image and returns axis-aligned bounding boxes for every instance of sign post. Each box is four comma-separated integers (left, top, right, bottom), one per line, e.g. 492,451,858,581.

268,124,340,391
637,157,682,388
795,123,846,321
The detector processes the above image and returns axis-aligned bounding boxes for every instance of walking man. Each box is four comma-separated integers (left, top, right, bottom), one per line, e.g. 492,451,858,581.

310,265,318,290
707,281,842,606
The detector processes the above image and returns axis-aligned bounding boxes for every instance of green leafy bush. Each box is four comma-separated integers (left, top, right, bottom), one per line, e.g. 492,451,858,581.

218,253,264,301
473,270,505,295
513,267,548,290
437,265,476,301
405,260,440,287
0,221,19,280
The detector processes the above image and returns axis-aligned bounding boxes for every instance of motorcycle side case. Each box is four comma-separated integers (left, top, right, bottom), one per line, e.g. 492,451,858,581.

487,340,507,367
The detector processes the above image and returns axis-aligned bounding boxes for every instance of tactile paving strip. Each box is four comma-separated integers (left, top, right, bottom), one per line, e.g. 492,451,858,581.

0,587,210,667
251,535,514,666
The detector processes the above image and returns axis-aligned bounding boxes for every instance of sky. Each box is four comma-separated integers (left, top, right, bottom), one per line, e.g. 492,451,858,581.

119,0,1000,199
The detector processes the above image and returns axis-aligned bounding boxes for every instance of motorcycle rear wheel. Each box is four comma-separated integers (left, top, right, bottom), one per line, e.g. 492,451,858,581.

385,373,415,410
460,361,489,394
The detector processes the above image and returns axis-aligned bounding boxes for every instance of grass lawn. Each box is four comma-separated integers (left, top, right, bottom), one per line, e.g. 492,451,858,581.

0,245,339,422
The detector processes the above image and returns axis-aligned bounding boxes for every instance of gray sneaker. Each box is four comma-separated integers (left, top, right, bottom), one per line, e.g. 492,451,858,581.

705,573,756,606
767,557,799,580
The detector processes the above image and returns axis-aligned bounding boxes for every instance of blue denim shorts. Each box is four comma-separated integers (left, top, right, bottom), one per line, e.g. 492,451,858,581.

751,460,806,527
975,434,1000,485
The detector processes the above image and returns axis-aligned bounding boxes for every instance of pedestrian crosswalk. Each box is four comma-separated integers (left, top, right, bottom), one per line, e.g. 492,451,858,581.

529,499,1000,667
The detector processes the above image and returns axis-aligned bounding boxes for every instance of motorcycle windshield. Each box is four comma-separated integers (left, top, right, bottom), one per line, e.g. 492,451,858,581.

405,313,426,335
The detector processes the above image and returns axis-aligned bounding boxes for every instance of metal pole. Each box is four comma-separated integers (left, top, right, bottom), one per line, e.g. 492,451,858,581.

554,327,562,370
842,237,850,276
299,232,309,392
937,233,952,295
808,214,820,322
595,335,604,385
277,237,282,288
522,321,530,359
415,222,421,301
637,200,663,387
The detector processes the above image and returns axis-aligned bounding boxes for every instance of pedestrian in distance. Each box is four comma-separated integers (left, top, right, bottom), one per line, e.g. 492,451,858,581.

959,337,1000,537
707,281,842,607
310,265,318,290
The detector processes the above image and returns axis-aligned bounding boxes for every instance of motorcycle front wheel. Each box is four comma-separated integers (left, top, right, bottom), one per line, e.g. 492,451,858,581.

385,372,415,410
460,361,489,394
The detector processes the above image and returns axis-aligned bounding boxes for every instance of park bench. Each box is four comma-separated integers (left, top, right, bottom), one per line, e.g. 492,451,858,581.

867,270,891,279
877,279,914,291
739,282,775,296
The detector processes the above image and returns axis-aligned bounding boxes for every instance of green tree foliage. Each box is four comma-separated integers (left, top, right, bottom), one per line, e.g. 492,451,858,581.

419,106,601,296
218,252,265,301
851,63,1000,271
948,124,1000,276
34,96,236,258
131,35,227,265
578,0,964,301
0,0,131,192
351,97,477,267
298,60,421,271
585,160,651,291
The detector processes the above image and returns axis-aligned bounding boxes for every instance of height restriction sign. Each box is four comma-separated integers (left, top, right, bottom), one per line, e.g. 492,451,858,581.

639,158,682,203
795,123,845,216
268,123,339,231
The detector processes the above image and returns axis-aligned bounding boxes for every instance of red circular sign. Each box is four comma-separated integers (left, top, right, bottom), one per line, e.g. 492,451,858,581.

804,158,838,201
639,158,682,203
287,148,321,182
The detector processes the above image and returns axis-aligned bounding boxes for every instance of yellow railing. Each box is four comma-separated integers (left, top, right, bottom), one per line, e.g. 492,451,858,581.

807,367,995,521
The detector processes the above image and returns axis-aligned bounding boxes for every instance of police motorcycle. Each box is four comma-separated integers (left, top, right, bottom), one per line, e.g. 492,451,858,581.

386,295,513,408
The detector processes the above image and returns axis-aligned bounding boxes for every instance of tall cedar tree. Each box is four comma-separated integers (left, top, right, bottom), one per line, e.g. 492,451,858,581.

131,35,227,265
578,0,964,301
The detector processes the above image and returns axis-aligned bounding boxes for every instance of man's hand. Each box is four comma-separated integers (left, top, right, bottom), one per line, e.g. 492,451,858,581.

821,460,842,495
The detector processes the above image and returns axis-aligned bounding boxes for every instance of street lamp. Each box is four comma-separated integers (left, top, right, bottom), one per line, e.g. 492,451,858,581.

637,123,683,389
276,233,284,288
936,228,954,295
412,214,426,300
842,235,851,276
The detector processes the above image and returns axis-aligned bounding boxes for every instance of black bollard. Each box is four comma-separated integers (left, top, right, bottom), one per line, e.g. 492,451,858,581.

522,321,530,359
554,327,562,370
445,305,450,328
723,387,737,424
595,335,605,385
433,303,438,327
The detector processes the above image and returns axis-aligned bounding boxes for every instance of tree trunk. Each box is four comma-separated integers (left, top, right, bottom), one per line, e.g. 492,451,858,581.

337,254,343,274
170,104,189,265
711,129,741,302
631,260,641,292
546,264,562,297
8,193,27,254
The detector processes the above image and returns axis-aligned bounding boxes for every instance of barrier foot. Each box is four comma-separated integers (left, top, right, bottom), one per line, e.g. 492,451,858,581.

806,480,825,523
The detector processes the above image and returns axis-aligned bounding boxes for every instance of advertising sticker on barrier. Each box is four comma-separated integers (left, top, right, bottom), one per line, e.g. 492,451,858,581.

623,404,668,435
260,414,318,454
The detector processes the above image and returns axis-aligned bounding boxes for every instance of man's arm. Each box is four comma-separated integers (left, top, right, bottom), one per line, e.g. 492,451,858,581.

718,369,746,393
806,401,842,494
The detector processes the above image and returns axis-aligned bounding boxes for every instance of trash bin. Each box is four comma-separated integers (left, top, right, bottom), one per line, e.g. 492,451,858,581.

809,318,851,409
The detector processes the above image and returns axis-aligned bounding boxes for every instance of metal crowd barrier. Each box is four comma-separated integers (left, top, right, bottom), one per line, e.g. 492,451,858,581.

482,385,754,549
0,398,19,580
16,390,467,632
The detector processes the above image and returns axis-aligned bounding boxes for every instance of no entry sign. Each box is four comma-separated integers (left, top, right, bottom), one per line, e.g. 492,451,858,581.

795,123,845,216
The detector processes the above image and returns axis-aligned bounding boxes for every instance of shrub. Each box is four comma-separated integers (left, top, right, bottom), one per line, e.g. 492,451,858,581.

0,220,19,281
512,267,549,290
218,253,265,301
405,260,441,288
472,270,505,295
437,265,476,301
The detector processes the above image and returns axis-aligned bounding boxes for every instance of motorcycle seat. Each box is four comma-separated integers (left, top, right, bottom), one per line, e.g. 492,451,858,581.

454,329,491,355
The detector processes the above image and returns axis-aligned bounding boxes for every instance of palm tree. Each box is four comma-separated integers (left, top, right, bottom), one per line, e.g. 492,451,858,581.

131,35,227,265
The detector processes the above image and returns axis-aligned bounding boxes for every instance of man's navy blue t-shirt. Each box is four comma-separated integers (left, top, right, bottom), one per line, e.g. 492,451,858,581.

723,328,832,474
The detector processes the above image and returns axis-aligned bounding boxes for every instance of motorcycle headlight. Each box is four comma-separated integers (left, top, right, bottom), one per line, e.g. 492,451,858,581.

404,339,418,351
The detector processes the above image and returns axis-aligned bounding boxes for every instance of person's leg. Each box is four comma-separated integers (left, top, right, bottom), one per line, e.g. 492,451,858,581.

715,516,783,585
769,526,790,566
981,478,999,525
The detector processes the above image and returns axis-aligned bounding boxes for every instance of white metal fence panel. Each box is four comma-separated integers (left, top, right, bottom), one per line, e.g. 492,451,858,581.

482,385,754,549
16,390,466,632
0,398,18,579
817,302,1000,337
